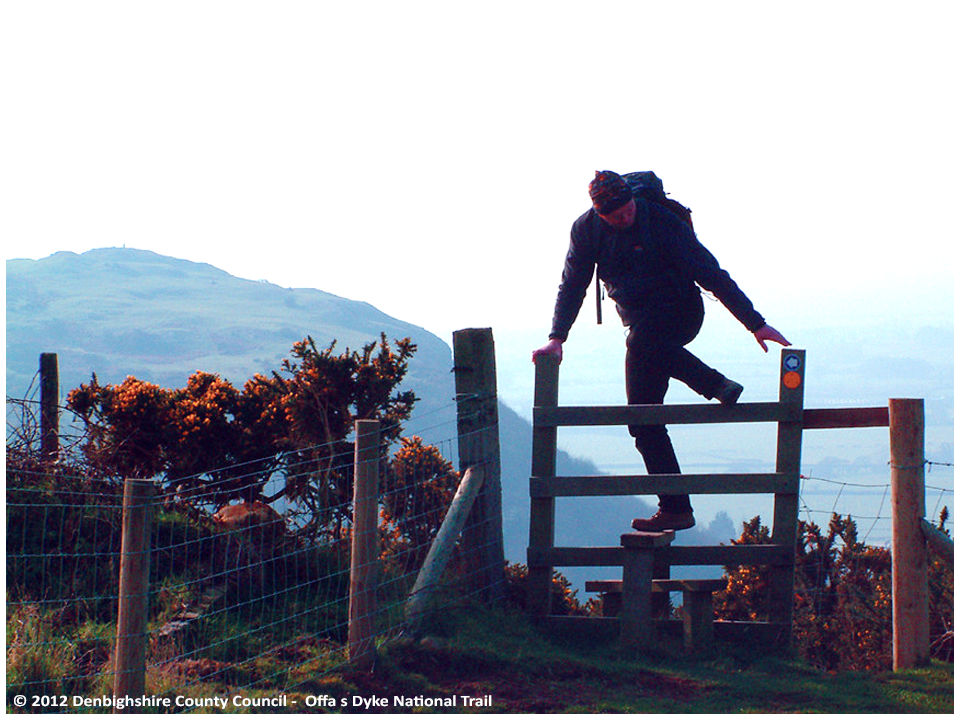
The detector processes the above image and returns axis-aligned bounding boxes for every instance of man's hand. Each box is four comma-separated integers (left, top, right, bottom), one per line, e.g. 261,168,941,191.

754,324,791,352
532,338,564,363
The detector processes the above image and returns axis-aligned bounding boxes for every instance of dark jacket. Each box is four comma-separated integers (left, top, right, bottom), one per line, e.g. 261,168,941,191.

549,198,765,341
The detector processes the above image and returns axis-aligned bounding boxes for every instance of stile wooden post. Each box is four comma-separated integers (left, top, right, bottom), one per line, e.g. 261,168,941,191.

40,353,60,464
349,419,380,669
618,532,674,646
528,354,560,616
619,548,654,646
770,349,805,632
113,479,154,707
405,467,485,633
889,398,929,670
452,328,505,602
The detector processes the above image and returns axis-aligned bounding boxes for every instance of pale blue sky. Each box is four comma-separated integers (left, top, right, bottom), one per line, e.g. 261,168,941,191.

4,1,956,342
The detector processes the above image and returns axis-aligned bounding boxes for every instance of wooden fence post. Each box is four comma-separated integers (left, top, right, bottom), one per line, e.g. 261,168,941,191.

113,479,154,706
528,354,559,617
40,353,59,464
452,328,505,602
405,466,485,634
349,419,380,669
889,398,929,670
771,348,805,632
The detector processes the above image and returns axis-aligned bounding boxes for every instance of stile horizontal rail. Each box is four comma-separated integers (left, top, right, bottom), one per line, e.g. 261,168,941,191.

802,407,889,429
533,401,792,428
530,472,793,497
529,543,790,568
534,403,889,430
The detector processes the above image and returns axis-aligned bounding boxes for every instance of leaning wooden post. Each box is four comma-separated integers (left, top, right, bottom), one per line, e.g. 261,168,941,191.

40,352,60,464
528,354,559,617
349,419,380,670
452,328,505,602
919,520,954,565
113,479,154,706
405,466,485,634
889,398,929,670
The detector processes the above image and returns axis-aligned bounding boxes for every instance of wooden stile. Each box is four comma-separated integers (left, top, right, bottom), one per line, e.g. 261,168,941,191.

529,346,923,656
529,347,810,644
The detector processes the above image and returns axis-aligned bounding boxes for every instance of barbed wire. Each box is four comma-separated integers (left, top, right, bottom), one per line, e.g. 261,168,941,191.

799,462,953,547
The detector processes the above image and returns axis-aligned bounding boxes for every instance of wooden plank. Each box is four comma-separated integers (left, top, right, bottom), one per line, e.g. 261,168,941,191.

803,407,889,429
530,543,790,568
586,579,724,593
533,401,791,428
621,530,675,548
530,473,792,497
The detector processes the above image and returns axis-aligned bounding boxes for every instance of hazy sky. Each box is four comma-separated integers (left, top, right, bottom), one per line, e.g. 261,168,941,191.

4,1,956,342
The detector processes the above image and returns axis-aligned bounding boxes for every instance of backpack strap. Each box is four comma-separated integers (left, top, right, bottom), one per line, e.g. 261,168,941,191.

595,270,603,324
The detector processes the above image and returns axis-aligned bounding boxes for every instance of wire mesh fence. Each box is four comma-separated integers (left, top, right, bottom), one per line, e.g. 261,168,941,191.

6,396,502,712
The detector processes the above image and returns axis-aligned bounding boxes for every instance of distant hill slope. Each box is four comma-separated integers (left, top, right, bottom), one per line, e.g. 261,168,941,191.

6,248,453,403
5,247,613,564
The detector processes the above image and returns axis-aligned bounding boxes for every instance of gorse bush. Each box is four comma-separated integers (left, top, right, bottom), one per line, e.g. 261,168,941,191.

716,512,953,671
7,334,472,707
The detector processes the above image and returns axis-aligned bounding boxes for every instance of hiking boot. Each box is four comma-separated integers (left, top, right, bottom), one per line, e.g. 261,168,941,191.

631,509,695,532
714,377,744,406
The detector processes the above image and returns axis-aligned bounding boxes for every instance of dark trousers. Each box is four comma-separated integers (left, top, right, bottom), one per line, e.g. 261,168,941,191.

625,298,724,514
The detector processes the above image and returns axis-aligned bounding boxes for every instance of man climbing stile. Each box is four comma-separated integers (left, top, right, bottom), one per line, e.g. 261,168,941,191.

532,170,790,531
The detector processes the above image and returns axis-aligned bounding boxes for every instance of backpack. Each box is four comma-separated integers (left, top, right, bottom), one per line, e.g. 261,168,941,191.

595,171,694,324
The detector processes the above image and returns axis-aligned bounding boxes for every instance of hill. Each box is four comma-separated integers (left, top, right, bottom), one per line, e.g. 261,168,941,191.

5,247,615,566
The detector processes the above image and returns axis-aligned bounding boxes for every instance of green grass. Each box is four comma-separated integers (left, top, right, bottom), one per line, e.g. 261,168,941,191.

357,604,954,714
6,597,953,714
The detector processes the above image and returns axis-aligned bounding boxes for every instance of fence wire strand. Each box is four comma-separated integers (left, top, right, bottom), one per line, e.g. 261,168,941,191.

7,391,503,709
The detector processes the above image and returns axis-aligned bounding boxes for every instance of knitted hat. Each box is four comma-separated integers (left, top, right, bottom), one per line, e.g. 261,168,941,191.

588,170,633,214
